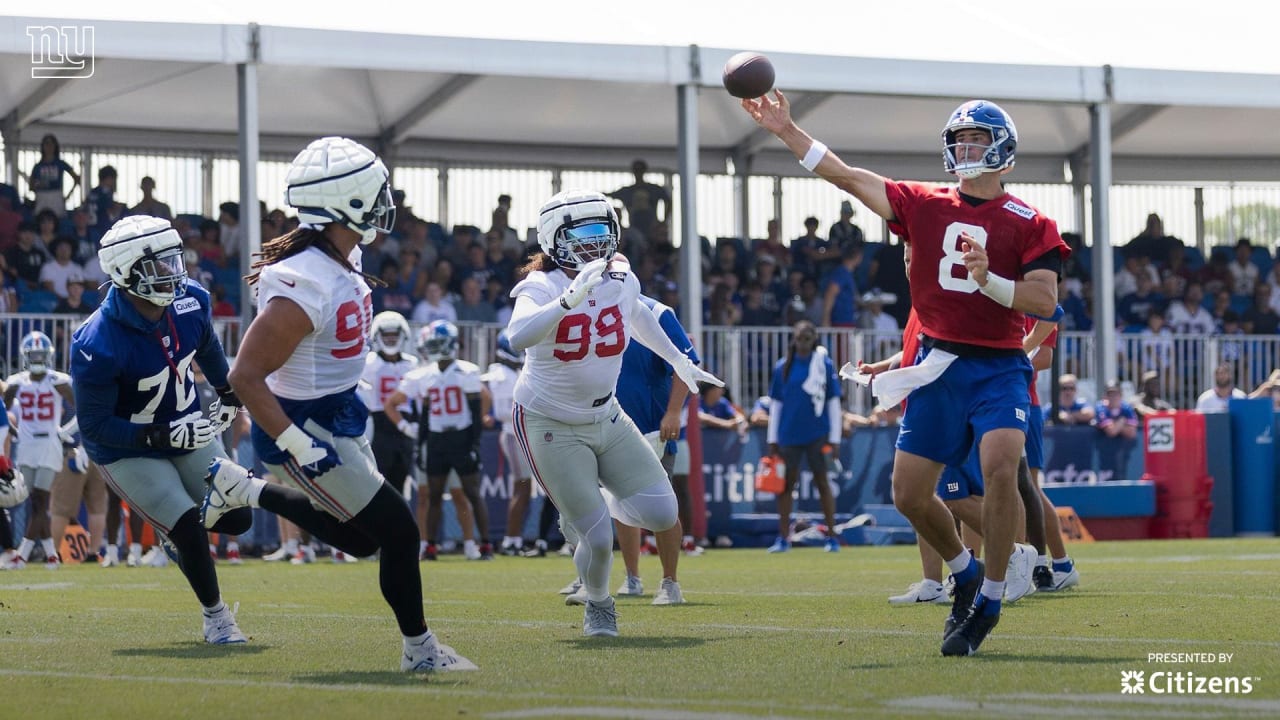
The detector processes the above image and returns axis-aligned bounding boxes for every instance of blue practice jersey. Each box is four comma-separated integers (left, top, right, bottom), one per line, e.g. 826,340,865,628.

615,296,699,451
768,352,841,446
71,282,231,465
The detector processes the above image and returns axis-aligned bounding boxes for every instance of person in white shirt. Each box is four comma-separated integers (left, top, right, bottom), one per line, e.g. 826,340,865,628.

410,281,457,325
1165,283,1215,335
1195,362,1248,413
503,190,721,637
1228,238,1259,297
202,137,474,673
483,331,531,556
384,321,493,561
4,331,78,568
858,290,900,333
39,237,86,299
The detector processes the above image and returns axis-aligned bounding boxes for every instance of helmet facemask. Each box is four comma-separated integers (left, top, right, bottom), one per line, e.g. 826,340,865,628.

422,336,457,362
130,245,189,307
554,218,618,270
376,329,406,356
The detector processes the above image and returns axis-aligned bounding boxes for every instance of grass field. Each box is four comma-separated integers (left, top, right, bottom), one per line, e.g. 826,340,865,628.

2,538,1279,719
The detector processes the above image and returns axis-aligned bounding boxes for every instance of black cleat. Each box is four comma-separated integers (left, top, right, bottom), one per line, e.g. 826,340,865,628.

1033,565,1053,591
941,599,1000,657
944,559,983,639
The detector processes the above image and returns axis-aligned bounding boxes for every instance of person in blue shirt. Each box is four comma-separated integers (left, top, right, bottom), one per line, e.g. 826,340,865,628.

611,294,696,602
26,134,80,219
820,244,861,327
86,166,121,238
765,320,843,553
565,293,700,606
71,215,252,644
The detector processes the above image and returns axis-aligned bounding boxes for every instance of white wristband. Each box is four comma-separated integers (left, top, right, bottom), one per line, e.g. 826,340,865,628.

275,424,312,458
800,140,828,172
979,272,1015,308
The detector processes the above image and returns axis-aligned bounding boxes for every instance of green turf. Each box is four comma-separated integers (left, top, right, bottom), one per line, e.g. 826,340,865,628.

2,538,1278,719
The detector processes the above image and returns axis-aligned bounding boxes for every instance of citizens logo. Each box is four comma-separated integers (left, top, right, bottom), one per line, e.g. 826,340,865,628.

1120,669,1255,695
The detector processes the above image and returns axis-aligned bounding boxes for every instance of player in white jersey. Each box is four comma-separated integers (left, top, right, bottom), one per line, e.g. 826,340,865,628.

505,190,722,637
483,330,533,556
360,311,423,546
385,320,493,560
3,331,78,568
203,136,474,673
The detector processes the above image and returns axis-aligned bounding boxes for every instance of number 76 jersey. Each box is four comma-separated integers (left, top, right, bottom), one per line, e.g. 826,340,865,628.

510,265,638,425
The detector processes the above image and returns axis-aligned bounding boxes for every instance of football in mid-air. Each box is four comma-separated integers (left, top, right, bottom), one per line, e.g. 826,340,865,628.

722,52,775,99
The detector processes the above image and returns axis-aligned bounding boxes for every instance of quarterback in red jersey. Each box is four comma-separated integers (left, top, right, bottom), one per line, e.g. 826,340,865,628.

744,93,1067,657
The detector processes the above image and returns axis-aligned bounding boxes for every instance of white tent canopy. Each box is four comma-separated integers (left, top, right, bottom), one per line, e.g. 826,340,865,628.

4,7,1280,384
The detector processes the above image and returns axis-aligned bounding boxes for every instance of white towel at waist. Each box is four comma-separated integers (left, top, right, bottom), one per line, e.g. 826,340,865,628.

839,348,958,411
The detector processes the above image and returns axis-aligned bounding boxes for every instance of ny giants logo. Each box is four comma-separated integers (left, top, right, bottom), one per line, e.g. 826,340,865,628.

27,26,94,79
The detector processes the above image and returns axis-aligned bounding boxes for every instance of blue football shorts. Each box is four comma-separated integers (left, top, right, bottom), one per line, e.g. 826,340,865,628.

897,350,1032,468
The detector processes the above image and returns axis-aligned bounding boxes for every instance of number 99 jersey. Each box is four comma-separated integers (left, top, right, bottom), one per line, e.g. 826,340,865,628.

510,262,639,425
256,245,373,400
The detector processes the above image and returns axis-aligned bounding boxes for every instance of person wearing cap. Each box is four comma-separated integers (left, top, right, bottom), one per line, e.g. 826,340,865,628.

1056,374,1095,425
1093,381,1138,441
1131,370,1173,419
857,289,899,332
828,199,864,253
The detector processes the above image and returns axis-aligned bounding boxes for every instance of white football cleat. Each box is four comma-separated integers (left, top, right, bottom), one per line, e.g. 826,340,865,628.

290,545,317,565
140,546,168,568
203,602,247,644
888,580,949,605
652,577,684,606
331,550,359,563
565,586,589,606
1004,543,1038,603
100,546,120,568
616,574,644,596
401,631,478,672
463,540,481,561
583,597,619,637
559,577,583,595
201,459,255,529
262,546,290,562
1050,566,1080,591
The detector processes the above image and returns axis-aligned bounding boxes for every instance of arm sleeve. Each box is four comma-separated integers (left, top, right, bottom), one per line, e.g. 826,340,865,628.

630,296,688,367
467,395,483,447
506,289,567,352
767,400,782,445
827,397,842,444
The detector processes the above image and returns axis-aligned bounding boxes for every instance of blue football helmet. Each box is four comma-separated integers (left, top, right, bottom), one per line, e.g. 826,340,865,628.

20,331,54,375
495,330,524,365
418,320,459,362
941,100,1017,180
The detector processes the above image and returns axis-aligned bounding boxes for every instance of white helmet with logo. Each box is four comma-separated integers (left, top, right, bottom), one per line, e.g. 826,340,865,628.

536,190,619,270
284,137,395,245
97,215,188,307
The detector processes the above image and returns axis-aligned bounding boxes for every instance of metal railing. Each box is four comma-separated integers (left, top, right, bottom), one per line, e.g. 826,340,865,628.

6,311,1273,414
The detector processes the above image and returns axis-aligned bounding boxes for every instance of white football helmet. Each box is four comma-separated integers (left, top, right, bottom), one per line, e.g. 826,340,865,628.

97,215,188,307
418,320,459,362
0,456,27,509
20,331,54,375
284,137,395,245
536,190,619,270
370,311,412,356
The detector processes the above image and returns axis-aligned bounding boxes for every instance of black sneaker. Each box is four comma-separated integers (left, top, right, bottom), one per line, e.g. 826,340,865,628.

521,540,548,558
1033,565,1053,591
500,544,521,557
941,600,1000,657
944,559,983,639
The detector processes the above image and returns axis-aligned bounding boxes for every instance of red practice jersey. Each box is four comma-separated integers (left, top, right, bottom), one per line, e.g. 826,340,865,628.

886,181,1068,350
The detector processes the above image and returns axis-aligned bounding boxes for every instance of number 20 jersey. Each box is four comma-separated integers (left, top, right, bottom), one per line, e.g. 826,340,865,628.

509,265,640,425
886,180,1067,349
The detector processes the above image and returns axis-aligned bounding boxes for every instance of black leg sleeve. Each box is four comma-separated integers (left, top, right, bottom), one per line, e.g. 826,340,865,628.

257,484,379,557
168,509,221,607
348,484,427,637
209,507,253,536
